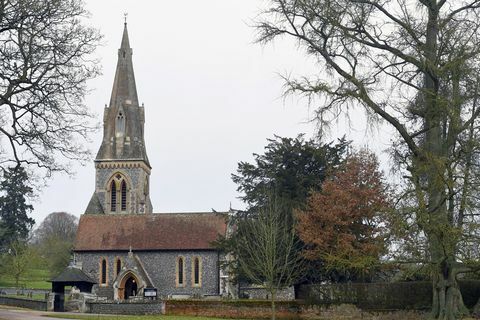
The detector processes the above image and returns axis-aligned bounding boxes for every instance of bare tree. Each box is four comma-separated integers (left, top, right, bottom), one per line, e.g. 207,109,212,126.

34,212,78,276
234,197,304,320
256,1,480,319
0,0,101,179
34,212,78,244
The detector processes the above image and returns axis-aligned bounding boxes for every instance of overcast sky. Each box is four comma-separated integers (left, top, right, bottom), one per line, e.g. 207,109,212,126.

30,0,393,224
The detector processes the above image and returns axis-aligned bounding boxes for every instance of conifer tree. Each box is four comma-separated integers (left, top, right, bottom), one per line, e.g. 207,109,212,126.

0,167,35,247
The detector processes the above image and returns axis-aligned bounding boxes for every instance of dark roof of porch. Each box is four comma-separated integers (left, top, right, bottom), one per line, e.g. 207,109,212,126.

50,266,96,284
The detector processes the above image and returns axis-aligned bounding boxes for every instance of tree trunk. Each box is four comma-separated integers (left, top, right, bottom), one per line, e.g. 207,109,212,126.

431,263,469,320
420,2,469,319
472,297,480,318
271,290,276,320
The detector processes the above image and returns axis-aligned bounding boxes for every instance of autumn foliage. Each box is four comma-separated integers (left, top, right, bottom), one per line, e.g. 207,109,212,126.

296,150,390,276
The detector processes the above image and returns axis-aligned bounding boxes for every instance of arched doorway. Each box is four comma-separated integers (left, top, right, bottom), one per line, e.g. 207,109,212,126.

124,275,137,299
119,272,139,300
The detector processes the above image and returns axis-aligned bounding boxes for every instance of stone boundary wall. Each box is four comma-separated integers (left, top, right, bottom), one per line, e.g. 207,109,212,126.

86,300,165,315
0,296,47,311
239,286,295,300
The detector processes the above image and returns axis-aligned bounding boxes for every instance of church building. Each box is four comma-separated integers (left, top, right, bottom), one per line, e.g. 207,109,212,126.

73,23,229,300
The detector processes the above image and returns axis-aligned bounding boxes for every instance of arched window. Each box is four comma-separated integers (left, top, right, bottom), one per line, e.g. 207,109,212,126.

193,257,201,287
116,258,122,276
176,257,184,287
110,181,117,212
116,111,125,137
100,258,107,285
121,180,127,211
108,173,129,214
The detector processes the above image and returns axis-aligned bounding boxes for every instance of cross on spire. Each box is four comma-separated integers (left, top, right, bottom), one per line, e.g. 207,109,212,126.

124,12,128,25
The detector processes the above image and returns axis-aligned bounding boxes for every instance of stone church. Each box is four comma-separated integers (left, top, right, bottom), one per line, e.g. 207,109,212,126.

73,23,230,300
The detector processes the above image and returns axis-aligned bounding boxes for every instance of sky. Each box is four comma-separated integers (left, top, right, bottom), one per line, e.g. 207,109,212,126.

30,0,394,225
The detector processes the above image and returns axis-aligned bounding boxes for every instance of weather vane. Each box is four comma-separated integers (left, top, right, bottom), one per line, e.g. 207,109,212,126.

124,12,128,24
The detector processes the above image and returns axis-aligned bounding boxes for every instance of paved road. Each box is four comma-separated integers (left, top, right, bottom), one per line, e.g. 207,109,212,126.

0,308,79,320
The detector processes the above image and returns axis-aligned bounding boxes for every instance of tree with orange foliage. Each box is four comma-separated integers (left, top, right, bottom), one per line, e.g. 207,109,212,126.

296,150,390,279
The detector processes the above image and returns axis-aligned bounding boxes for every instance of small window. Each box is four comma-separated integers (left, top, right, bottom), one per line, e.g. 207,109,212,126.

121,180,127,211
111,181,117,212
116,258,122,276
193,257,201,287
100,259,107,285
116,111,125,137
177,257,184,286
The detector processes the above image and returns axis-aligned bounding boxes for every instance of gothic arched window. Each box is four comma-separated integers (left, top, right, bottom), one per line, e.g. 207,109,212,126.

108,173,129,214
176,256,185,287
115,258,122,276
110,181,117,212
192,257,201,287
100,258,107,285
121,180,127,211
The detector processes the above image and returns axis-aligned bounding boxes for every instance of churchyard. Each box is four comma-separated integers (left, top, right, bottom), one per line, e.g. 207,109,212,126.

2,0,480,320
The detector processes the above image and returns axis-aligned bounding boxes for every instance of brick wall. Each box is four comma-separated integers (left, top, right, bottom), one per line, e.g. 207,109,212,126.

0,296,47,311
165,300,302,319
164,300,427,320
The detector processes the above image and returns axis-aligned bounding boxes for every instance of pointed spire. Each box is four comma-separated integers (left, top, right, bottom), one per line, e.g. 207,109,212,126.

96,22,149,167
108,20,138,108
121,20,130,49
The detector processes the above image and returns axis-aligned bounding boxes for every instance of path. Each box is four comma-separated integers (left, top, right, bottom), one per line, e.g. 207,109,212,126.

0,308,88,320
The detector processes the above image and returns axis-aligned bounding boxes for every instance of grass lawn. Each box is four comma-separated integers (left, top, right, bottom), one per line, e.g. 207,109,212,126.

45,315,245,320
4,293,47,300
0,267,50,290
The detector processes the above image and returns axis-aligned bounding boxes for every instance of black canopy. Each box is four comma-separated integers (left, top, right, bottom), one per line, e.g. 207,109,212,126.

50,266,96,294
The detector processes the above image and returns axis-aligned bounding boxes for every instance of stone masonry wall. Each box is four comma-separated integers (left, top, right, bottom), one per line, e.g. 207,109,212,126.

95,165,151,214
87,300,165,315
76,250,219,298
239,286,295,300
0,296,47,311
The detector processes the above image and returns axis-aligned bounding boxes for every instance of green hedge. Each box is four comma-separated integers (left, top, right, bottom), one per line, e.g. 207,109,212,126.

298,280,480,310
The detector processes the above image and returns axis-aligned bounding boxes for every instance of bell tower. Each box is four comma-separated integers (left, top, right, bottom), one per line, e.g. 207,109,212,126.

85,22,152,215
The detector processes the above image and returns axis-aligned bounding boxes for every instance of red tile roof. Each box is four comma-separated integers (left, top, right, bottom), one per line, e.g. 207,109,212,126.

74,213,227,251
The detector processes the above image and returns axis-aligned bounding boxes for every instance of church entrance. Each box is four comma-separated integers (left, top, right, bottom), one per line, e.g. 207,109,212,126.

120,273,138,300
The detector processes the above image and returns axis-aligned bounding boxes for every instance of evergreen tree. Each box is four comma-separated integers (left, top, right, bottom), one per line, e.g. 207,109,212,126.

232,134,350,216
0,167,35,246
217,135,350,285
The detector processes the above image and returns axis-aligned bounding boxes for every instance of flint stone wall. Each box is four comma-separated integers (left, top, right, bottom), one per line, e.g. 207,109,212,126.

86,300,165,315
0,296,47,311
76,250,219,298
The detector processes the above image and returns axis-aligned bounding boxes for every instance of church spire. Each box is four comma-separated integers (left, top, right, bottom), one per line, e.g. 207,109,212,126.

95,22,150,166
86,22,153,215
109,21,138,108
